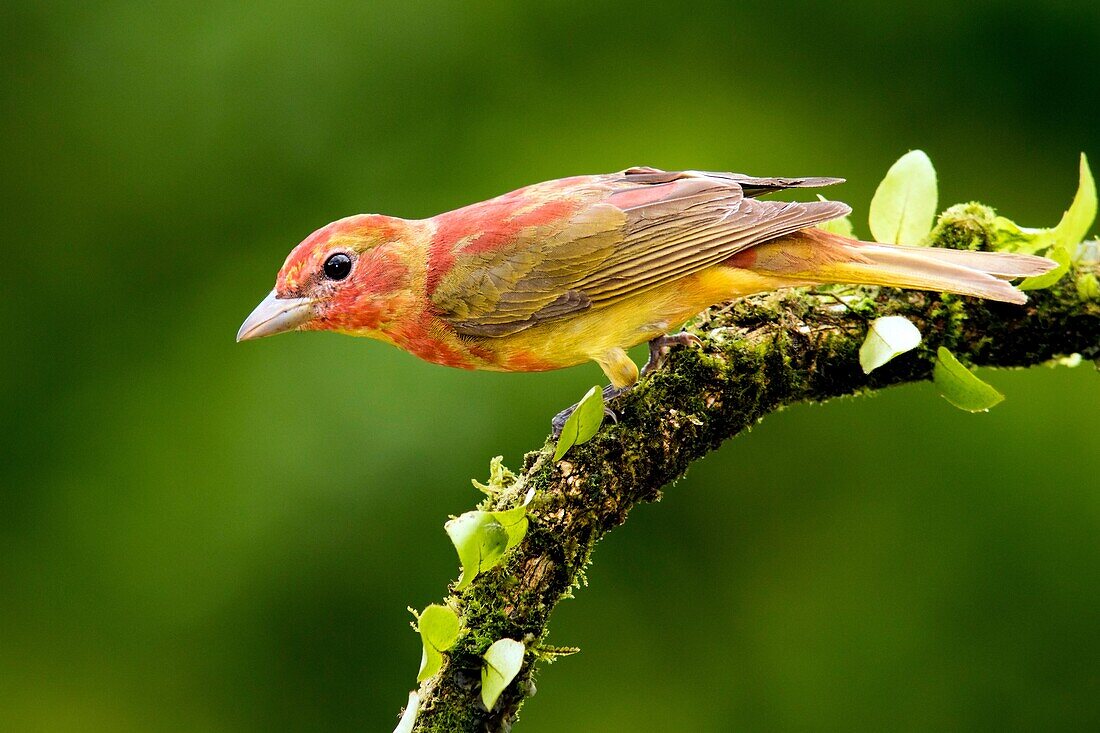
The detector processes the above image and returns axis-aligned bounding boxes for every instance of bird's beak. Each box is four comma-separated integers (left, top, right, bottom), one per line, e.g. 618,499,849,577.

236,290,316,342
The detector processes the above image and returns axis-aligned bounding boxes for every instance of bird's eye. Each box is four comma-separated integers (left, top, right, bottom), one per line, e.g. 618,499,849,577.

323,253,352,281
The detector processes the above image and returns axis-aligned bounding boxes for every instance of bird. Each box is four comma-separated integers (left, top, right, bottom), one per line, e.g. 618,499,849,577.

237,167,1054,428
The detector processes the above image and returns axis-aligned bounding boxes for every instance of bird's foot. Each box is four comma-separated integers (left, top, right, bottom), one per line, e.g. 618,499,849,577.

641,331,703,376
551,385,622,438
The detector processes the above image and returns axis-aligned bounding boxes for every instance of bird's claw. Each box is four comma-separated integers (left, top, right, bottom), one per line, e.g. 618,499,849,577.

551,385,623,438
641,331,703,376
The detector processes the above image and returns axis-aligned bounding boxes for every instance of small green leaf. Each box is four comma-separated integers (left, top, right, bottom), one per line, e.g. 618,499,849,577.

416,604,461,682
933,347,1004,412
1018,245,1071,291
554,385,605,460
1008,155,1096,290
1056,153,1097,249
481,638,525,710
393,691,419,733
992,154,1096,285
990,216,1056,255
445,489,535,589
492,487,536,550
869,150,938,245
859,316,922,374
814,195,854,238
446,511,509,590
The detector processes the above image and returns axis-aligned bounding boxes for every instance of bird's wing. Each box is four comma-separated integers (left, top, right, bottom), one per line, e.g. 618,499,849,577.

429,168,850,337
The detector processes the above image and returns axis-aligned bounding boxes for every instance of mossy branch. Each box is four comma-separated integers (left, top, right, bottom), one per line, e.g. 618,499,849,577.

405,209,1100,732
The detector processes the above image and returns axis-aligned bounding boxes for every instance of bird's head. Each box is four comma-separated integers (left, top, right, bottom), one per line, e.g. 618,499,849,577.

237,214,415,342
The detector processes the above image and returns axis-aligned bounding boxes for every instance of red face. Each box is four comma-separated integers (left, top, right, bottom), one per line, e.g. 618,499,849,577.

237,214,411,342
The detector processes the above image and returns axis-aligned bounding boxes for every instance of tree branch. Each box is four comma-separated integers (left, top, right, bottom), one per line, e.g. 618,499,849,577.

405,208,1100,732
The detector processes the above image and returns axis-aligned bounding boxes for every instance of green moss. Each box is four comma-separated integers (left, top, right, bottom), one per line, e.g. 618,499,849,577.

925,293,970,350
929,202,998,251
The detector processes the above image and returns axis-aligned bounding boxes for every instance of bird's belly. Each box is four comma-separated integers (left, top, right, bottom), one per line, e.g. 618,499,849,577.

480,265,789,372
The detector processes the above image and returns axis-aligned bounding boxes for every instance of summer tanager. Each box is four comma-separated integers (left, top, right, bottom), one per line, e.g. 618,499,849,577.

238,167,1053,402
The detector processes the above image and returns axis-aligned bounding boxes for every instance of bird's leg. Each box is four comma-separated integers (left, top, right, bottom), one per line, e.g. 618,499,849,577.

641,331,703,376
551,385,622,438
550,337,704,438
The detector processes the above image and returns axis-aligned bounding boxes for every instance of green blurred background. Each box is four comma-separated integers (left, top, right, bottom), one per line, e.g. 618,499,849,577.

3,1,1099,730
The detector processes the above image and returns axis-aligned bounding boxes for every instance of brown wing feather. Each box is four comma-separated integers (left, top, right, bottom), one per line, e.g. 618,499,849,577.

435,169,849,337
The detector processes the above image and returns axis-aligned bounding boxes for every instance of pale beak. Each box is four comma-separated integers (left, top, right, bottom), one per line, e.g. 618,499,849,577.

236,289,316,342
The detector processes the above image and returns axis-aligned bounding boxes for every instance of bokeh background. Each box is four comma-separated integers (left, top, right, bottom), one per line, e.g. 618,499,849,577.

3,1,1099,731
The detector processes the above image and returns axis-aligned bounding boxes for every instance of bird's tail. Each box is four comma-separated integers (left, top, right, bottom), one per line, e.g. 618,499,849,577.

740,228,1057,304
